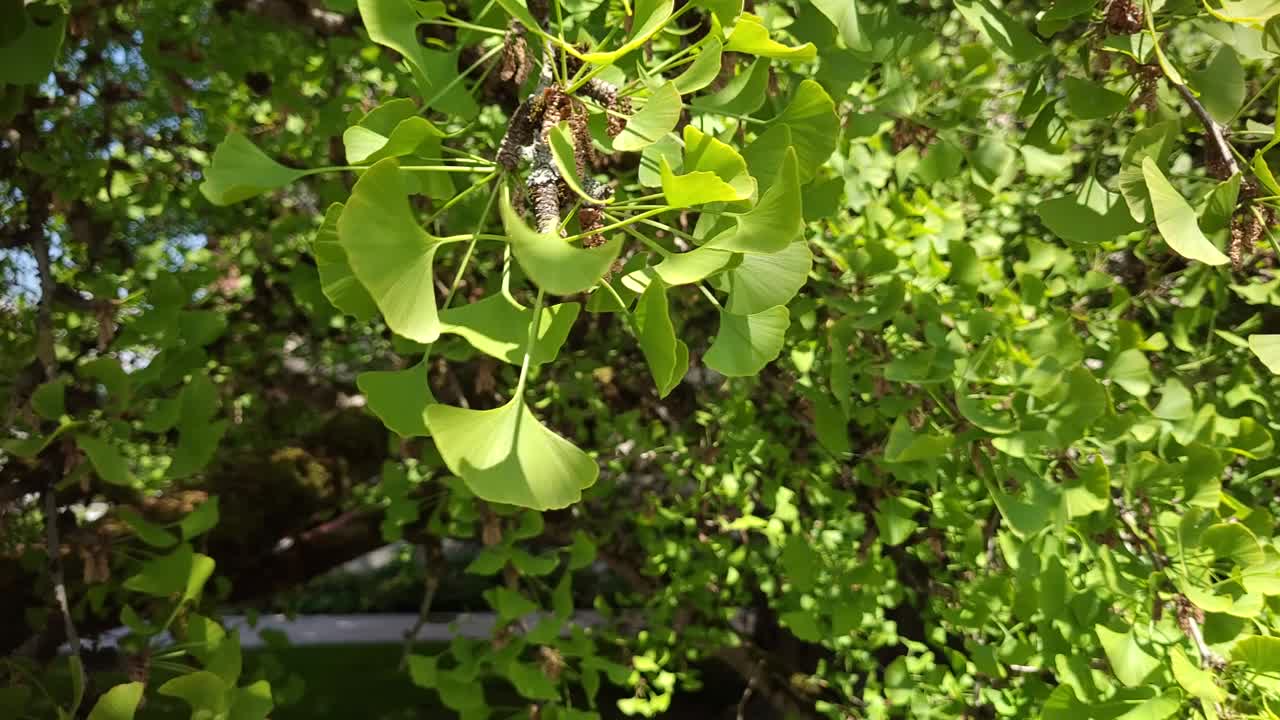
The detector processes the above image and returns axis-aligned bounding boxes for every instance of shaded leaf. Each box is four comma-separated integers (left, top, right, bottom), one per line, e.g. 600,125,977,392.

703,305,790,377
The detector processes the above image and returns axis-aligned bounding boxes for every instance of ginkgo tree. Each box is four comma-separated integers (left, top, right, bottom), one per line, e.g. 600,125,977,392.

7,0,1280,718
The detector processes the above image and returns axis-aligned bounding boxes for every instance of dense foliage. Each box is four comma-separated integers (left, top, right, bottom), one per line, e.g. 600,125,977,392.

4,0,1280,718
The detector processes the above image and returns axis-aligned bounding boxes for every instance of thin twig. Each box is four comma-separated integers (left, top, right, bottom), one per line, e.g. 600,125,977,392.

1172,83,1240,178
33,232,82,667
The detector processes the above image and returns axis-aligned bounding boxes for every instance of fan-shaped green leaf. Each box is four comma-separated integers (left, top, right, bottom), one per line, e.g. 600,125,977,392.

634,278,688,397
581,0,674,65
356,0,446,85
954,0,1047,62
776,79,839,181
426,396,598,510
1248,334,1280,373
684,124,749,181
653,246,737,285
706,148,804,254
725,13,816,60
1205,0,1280,28
199,132,308,206
87,682,144,720
1232,635,1280,672
440,293,580,365
339,159,463,342
123,542,216,601
500,188,622,295
313,203,378,321
812,0,867,50
660,159,751,206
1143,157,1230,265
344,116,446,164
1188,47,1246,124
1096,626,1160,687
693,59,770,115
0,7,66,86
548,123,605,206
725,240,811,314
704,305,790,376
674,38,723,94
77,434,132,486
613,82,682,153
158,672,229,715
357,360,434,438
693,0,742,25
1063,77,1127,120
1170,647,1225,702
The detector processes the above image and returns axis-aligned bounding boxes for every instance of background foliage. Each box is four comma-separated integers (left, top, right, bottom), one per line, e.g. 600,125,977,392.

3,0,1280,718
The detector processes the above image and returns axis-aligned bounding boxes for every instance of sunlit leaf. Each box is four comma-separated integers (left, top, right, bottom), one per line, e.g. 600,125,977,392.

440,293,580,365
705,148,804,253
1096,626,1161,687
613,82,682,153
581,0,675,65
725,13,817,60
1249,334,1280,373
1143,157,1230,265
426,396,598,510
313,203,378,321
339,158,464,342
500,187,622,295
86,682,144,720
776,79,839,181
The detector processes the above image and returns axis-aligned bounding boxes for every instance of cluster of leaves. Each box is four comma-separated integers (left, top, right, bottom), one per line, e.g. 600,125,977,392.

6,0,1280,719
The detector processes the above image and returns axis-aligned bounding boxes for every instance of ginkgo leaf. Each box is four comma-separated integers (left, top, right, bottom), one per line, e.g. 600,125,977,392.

704,305,790,377
634,278,688,397
357,360,434,438
426,396,598,510
199,132,308,206
77,434,132,486
613,82,682,153
86,682,144,720
356,0,446,87
338,158,464,342
725,13,817,60
705,148,804,254
343,116,446,164
661,158,751,206
439,293,580,365
653,246,738,285
674,38,723,94
313,203,378,321
1248,334,1280,374
580,0,675,65
1205,0,1280,27
811,0,868,50
1096,626,1161,688
1170,647,1225,702
776,79,839,181
1143,157,1230,265
693,59,770,115
124,542,216,601
500,188,622,295
548,123,605,206
684,124,749,179
725,240,812,314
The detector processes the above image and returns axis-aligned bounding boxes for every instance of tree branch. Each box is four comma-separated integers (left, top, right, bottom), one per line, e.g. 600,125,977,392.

1172,82,1240,178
